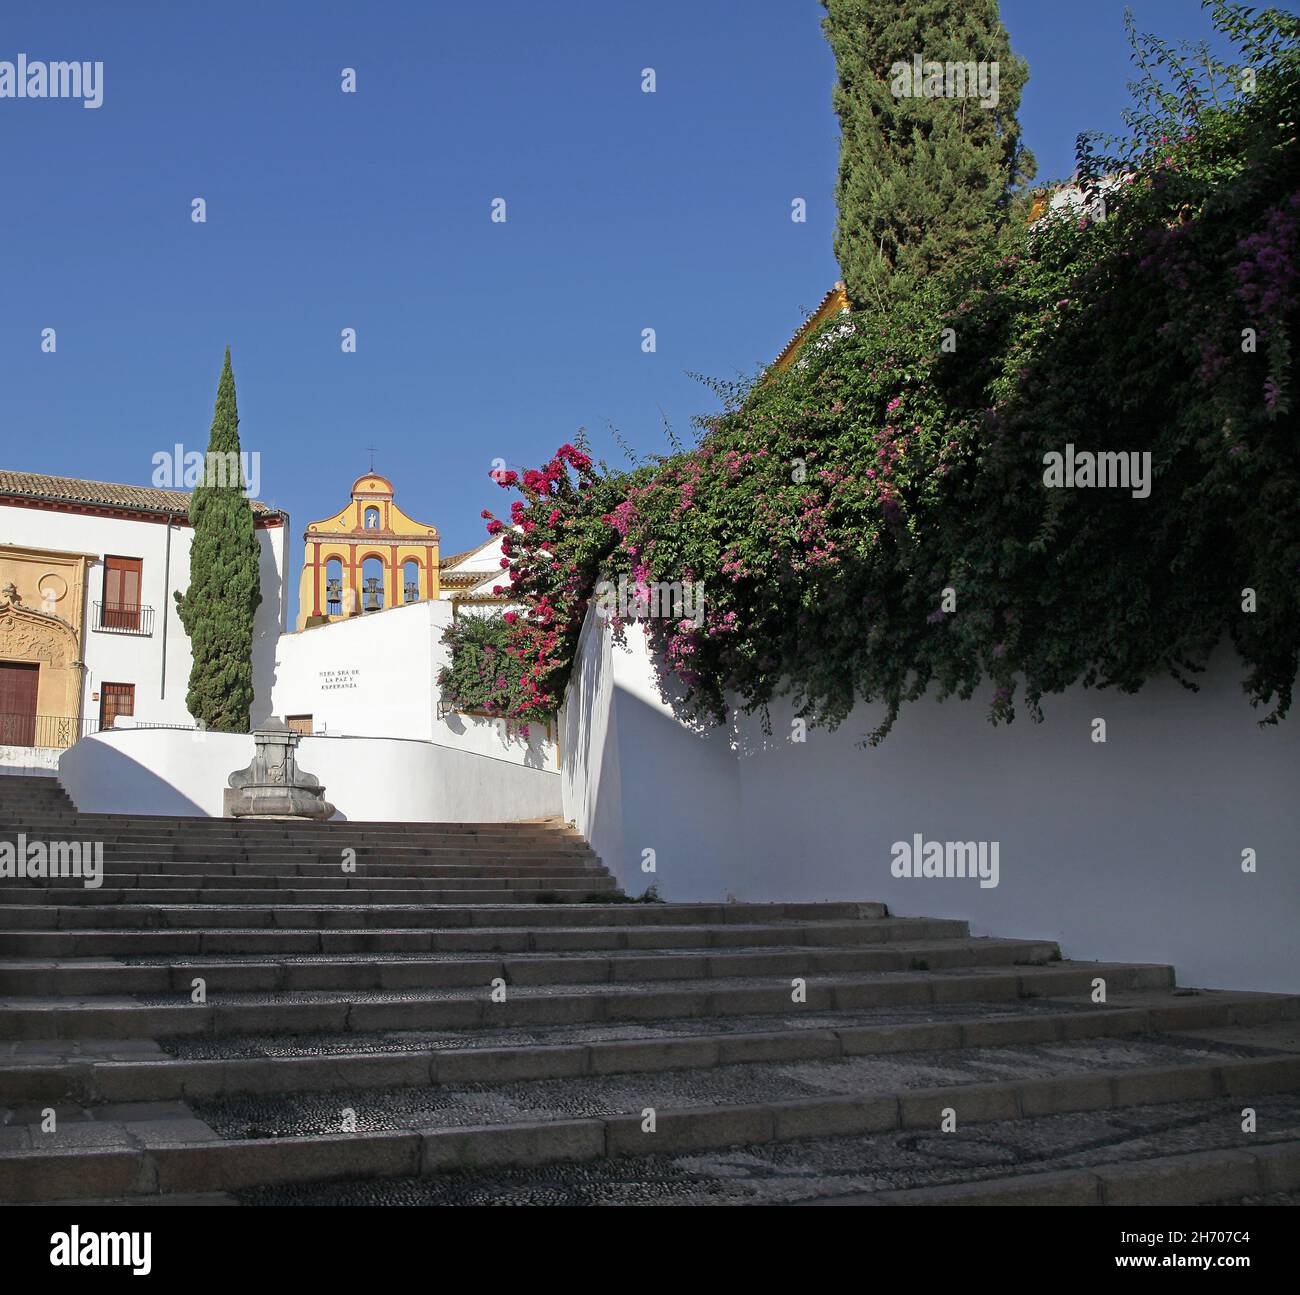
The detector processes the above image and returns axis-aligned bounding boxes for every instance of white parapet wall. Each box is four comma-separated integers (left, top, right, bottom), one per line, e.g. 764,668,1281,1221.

560,610,1300,992
60,728,254,817
58,725,560,822
296,735,559,822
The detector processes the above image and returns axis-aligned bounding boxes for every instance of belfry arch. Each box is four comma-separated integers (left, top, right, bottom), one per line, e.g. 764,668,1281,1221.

296,474,441,630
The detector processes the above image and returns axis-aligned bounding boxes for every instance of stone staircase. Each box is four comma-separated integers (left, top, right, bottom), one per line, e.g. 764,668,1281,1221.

0,773,1296,1206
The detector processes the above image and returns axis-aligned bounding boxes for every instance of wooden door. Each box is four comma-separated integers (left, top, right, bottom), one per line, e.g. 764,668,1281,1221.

0,662,39,746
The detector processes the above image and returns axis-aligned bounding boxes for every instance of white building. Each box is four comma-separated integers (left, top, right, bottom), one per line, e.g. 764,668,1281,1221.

0,470,288,767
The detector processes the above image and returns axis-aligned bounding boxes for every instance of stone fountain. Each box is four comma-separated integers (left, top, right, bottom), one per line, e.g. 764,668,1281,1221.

224,718,336,820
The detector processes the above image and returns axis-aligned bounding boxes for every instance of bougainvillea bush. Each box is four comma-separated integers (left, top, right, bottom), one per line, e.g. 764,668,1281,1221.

464,1,1299,743
436,613,530,719
451,443,653,719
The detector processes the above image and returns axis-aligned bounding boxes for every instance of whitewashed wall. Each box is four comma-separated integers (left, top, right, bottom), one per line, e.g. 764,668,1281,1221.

272,597,556,769
0,501,287,730
59,728,253,817
272,599,438,740
560,611,1300,992
0,747,60,774
58,726,560,823
297,735,559,822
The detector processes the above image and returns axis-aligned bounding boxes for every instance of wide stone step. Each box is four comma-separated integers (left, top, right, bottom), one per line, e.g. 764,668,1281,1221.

10,849,599,866
0,882,619,905
1,1037,1294,1202
0,936,1061,995
0,960,1175,1039
0,839,591,856
3,988,1293,1105
1,838,595,857
8,862,613,880
0,901,884,931
0,916,969,957
235,1103,1300,1208
182,1035,1300,1143
3,871,611,891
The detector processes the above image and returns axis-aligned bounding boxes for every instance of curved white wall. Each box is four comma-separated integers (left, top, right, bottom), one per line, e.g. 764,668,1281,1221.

560,612,1300,992
296,736,559,822
59,726,559,823
60,728,252,817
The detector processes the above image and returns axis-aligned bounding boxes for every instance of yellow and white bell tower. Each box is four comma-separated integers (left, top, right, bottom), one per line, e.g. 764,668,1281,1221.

296,474,440,630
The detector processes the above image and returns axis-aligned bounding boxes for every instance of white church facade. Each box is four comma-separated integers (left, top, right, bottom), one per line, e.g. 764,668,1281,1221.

269,472,541,758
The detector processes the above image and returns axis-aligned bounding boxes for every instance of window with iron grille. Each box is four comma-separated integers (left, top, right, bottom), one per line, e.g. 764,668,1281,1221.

99,682,135,729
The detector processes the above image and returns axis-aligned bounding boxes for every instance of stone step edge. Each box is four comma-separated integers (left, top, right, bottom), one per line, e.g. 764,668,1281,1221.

2,1053,1297,1202
2,991,1295,1104
0,902,889,919
0,959,1174,1013
800,1141,1300,1207
19,1144,1300,1210
0,905,897,930
0,963,1179,1040
0,945,1064,997
0,916,959,942
0,935,1061,974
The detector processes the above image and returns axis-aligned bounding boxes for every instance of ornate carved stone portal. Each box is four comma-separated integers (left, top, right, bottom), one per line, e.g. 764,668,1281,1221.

224,718,336,820
0,581,83,725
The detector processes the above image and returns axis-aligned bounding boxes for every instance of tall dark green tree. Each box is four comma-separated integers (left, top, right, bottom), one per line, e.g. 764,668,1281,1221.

821,0,1035,307
175,347,263,731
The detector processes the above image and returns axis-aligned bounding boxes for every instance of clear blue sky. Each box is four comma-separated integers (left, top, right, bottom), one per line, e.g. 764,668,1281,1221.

0,0,1245,620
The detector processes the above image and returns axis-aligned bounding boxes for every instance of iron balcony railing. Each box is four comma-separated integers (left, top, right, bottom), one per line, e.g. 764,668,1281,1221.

0,713,102,749
93,602,155,635
0,714,204,749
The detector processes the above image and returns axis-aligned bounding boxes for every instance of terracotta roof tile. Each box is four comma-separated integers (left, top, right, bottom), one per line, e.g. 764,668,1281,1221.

0,470,282,518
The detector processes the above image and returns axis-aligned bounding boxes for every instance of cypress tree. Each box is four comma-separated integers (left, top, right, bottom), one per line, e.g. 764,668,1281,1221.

174,347,263,731
821,0,1035,307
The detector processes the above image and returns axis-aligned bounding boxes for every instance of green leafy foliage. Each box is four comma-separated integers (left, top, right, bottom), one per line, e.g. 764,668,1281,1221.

462,2,1300,744
821,0,1035,307
174,348,263,732
437,613,533,718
